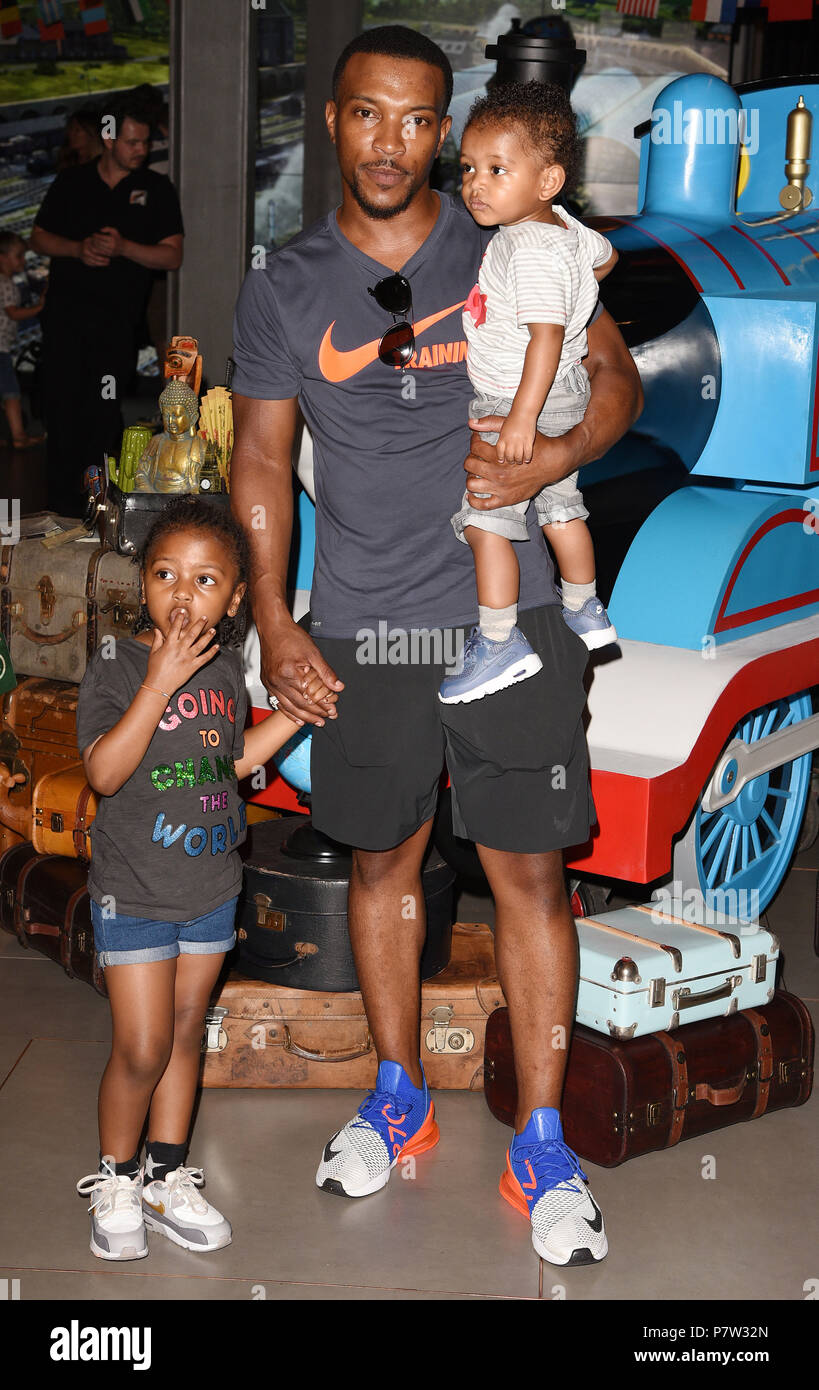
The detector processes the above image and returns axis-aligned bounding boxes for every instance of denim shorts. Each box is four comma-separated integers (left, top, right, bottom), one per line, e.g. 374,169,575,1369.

90,896,238,967
0,351,20,401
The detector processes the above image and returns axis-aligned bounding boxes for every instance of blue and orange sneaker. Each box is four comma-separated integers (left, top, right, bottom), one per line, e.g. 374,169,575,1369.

500,1108,608,1265
315,1060,439,1198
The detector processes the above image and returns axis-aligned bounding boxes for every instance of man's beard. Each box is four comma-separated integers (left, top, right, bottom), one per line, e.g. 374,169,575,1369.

348,167,420,221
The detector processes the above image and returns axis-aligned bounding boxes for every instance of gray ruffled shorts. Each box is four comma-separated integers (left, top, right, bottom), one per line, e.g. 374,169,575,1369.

452,363,591,543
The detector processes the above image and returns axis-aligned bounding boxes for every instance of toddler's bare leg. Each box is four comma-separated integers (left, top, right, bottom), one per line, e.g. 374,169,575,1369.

543,517,595,585
465,525,520,610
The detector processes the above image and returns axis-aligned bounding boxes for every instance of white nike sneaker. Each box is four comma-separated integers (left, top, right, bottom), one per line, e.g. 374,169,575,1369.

316,1060,439,1198
500,1108,608,1266
76,1161,148,1262
141,1166,232,1252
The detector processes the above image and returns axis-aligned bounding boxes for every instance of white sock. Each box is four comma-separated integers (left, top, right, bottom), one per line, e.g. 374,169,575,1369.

479,603,517,641
561,580,596,613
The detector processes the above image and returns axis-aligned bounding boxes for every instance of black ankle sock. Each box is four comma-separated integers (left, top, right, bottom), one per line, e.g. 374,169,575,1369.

100,1151,140,1180
145,1140,187,1183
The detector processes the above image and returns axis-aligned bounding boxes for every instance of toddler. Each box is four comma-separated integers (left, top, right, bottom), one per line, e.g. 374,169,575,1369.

0,231,45,449
440,81,619,705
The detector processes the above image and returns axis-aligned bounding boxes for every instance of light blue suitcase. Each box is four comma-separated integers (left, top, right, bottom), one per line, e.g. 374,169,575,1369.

575,903,779,1039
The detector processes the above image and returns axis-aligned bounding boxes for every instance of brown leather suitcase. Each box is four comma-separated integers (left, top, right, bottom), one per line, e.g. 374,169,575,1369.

0,839,37,934
202,921,505,1090
31,762,98,859
484,992,814,1166
0,678,81,841
12,850,106,996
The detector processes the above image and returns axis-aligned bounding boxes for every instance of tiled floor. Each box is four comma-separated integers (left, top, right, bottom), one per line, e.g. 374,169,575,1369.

1,835,816,1303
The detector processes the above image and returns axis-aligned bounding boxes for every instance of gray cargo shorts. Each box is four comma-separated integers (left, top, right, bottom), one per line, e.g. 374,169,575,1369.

452,363,591,543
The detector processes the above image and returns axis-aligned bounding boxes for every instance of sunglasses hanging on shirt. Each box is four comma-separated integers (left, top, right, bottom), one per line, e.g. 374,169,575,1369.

368,272,415,367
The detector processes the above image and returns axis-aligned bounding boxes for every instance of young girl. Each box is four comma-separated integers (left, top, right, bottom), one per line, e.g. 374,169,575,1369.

75,495,337,1261
439,81,619,705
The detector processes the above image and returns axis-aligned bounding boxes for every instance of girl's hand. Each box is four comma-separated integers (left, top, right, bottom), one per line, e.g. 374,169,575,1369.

300,667,339,718
145,613,219,697
497,415,536,465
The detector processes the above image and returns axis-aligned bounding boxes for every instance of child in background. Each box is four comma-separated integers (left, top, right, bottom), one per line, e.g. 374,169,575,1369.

75,496,338,1261
0,231,45,449
440,81,619,706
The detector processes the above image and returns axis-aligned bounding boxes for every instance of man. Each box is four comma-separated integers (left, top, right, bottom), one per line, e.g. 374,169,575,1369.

231,26,641,1266
31,98,184,515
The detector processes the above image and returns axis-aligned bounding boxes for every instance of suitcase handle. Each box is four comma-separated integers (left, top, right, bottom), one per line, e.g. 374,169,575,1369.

282,1026,373,1064
673,974,740,1011
13,613,86,646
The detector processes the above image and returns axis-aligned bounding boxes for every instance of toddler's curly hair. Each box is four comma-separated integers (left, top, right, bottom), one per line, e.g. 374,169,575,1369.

132,495,250,649
463,80,582,194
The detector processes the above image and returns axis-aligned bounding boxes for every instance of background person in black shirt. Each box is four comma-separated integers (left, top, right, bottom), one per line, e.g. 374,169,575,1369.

31,97,184,515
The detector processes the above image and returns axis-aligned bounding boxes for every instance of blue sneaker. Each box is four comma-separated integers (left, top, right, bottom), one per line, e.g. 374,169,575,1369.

315,1061,439,1198
438,625,543,704
500,1108,608,1265
562,597,618,650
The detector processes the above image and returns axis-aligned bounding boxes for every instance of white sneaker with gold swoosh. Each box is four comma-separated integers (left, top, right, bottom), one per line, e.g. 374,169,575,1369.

142,1166,232,1252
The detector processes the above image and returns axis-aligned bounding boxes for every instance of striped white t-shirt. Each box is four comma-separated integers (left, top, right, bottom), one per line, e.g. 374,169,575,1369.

463,207,612,398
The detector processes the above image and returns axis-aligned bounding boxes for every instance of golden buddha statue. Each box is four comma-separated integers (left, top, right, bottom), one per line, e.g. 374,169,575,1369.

133,380,207,493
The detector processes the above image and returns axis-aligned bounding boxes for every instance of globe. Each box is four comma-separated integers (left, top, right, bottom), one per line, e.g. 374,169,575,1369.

272,725,312,795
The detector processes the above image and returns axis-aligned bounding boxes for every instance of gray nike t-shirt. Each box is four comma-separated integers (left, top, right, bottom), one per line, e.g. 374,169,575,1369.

231,192,560,639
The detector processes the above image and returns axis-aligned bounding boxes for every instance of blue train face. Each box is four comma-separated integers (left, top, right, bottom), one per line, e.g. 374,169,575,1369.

586,73,819,492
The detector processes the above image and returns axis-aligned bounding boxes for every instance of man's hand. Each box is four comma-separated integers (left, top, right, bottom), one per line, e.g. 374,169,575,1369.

462,307,642,509
79,235,111,267
260,613,344,727
464,414,576,508
93,226,124,258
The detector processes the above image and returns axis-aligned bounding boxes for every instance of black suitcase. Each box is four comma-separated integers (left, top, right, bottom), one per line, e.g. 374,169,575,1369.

236,817,455,991
0,839,37,935
12,849,106,996
101,482,231,556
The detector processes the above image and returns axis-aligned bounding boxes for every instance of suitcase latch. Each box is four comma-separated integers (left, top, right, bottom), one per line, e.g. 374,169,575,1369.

646,1101,664,1126
425,1005,475,1056
202,1005,228,1053
100,589,138,629
252,894,285,932
37,574,55,625
648,977,666,1007
751,952,767,984
50,812,64,833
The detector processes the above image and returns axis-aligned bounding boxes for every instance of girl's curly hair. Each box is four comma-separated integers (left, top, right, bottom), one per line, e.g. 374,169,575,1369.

132,496,251,649
463,80,582,195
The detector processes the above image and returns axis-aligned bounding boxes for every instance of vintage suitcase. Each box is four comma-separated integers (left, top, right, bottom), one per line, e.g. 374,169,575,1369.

235,817,455,991
99,482,230,557
0,839,37,934
575,903,779,1038
1,524,138,680
484,991,814,1166
31,762,99,859
202,921,504,1089
0,678,82,840
12,850,106,996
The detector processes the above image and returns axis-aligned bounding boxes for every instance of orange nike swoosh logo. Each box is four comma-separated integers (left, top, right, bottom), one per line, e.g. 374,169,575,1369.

144,1199,165,1214
318,300,466,383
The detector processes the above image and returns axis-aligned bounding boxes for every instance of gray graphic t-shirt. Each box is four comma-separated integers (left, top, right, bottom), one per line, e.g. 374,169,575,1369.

77,638,247,921
232,192,559,639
